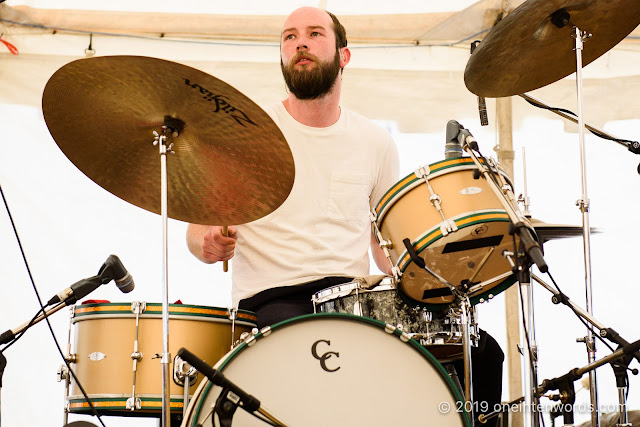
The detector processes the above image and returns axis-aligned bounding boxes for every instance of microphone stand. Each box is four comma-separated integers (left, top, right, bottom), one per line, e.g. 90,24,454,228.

459,135,548,425
531,273,640,425
176,347,287,427
479,339,640,426
400,239,476,423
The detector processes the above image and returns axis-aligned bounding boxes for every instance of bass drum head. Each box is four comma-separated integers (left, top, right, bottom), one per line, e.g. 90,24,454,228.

183,313,470,426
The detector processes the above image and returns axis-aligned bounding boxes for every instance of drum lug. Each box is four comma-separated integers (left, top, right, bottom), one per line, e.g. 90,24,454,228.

56,364,69,382
384,323,395,334
439,219,458,236
131,301,146,314
352,301,363,316
126,397,142,411
65,353,77,364
131,350,143,361
173,354,198,387
414,166,430,179
259,326,271,338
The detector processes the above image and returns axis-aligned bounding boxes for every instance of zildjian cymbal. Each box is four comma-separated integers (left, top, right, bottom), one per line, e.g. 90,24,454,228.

42,56,294,225
465,0,640,97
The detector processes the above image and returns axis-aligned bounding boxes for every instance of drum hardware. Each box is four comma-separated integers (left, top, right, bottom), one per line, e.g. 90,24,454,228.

229,307,238,349
177,347,288,427
369,211,400,281
531,273,640,426
460,128,548,427
414,165,458,236
398,239,476,415
465,1,640,422
173,355,198,417
480,340,640,426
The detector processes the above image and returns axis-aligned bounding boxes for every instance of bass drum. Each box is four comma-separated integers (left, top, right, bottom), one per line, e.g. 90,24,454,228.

182,313,470,427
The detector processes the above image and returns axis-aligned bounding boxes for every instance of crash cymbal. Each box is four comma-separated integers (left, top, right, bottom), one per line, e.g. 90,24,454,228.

465,0,640,97
530,218,600,243
42,56,294,225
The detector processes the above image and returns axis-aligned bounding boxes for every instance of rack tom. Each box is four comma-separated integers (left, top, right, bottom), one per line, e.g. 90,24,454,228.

373,157,533,309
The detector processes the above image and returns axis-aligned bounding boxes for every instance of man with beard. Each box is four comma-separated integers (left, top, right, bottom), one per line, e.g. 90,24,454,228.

186,7,503,426
187,6,398,326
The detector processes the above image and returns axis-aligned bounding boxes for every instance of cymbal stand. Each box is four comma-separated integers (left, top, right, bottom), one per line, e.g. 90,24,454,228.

531,273,640,426
152,116,184,427
516,146,541,427
569,22,600,427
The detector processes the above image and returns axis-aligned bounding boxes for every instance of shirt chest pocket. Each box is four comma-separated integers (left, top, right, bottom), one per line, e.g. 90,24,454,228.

328,172,370,223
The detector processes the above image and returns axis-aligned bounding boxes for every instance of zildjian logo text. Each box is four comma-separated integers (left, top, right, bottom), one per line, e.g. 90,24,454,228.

183,78,257,128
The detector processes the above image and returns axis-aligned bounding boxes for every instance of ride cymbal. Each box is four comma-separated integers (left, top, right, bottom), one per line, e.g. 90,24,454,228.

530,218,600,243
465,0,640,97
42,55,294,225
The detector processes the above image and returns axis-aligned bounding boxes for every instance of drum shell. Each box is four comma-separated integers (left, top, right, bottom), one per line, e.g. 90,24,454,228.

374,158,528,308
67,302,257,415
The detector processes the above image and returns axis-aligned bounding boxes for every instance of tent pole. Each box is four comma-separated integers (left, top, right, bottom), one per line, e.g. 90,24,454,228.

496,97,524,427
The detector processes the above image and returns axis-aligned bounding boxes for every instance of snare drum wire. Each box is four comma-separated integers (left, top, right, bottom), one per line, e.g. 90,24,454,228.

0,184,107,427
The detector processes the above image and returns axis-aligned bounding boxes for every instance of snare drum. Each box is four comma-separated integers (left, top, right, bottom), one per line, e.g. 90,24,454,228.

65,302,257,415
182,314,470,426
373,157,533,308
312,278,479,361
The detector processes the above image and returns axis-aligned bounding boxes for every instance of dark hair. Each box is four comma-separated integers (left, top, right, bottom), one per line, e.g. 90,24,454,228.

326,11,347,51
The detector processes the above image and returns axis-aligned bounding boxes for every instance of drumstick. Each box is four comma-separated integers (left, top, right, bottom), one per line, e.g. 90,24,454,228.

222,225,229,272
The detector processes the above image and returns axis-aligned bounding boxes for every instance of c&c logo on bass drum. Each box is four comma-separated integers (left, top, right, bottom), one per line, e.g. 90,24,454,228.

311,339,340,373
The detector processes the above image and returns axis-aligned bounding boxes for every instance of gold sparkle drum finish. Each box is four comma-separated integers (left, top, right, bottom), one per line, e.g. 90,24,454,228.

66,302,257,415
312,278,479,361
182,314,470,427
373,157,534,309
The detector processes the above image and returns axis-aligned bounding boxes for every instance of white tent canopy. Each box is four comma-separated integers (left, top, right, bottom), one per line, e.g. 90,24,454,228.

2,1,640,133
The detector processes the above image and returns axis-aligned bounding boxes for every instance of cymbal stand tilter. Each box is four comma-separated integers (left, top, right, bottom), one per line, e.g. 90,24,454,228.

152,116,185,427
401,239,476,424
530,273,640,426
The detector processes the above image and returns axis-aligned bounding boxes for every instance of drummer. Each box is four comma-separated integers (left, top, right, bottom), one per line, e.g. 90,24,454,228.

187,6,398,327
187,6,503,426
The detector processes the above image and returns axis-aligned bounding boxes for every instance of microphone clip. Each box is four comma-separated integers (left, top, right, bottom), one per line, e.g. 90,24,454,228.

215,386,241,427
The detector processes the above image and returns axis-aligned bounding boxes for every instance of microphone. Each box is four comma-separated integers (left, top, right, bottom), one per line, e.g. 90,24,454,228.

47,276,103,307
445,120,463,159
470,41,488,126
46,255,134,307
478,96,488,126
177,347,261,412
99,254,134,293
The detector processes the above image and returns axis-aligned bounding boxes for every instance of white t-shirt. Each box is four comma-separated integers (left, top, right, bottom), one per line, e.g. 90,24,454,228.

232,102,399,305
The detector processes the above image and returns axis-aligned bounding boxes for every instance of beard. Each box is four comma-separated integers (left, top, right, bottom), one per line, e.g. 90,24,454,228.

281,51,341,100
